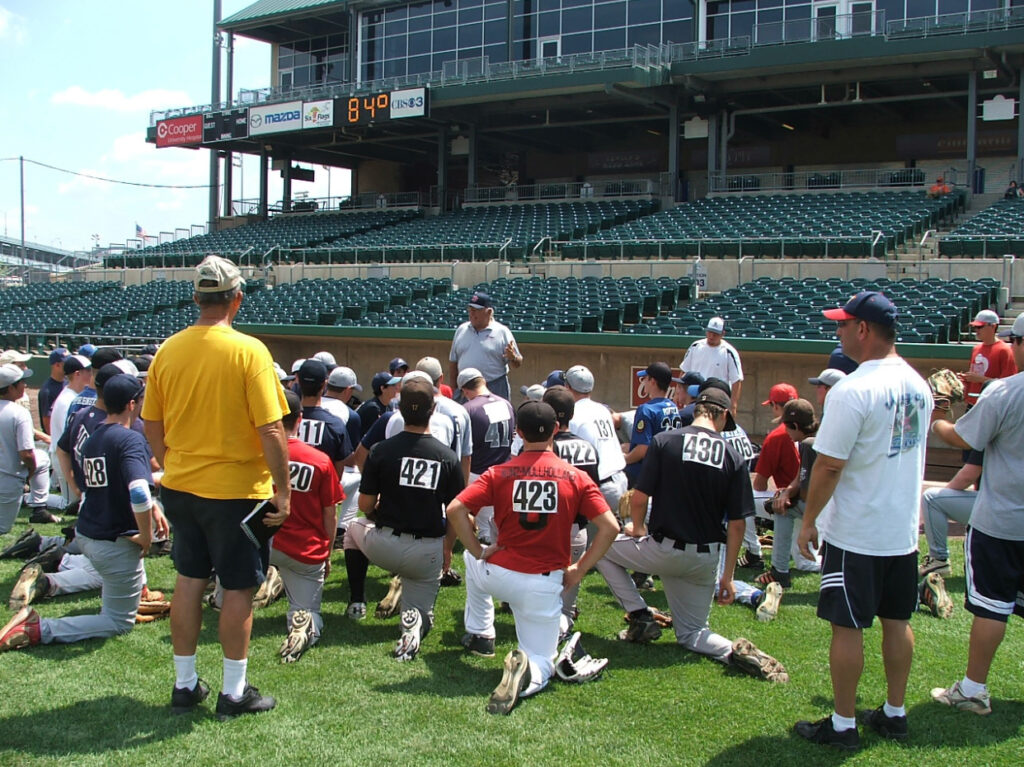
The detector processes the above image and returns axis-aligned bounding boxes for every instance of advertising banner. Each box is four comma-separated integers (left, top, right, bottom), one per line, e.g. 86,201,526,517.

155,115,203,148
629,365,683,408
249,100,303,135
302,99,334,129
390,88,429,119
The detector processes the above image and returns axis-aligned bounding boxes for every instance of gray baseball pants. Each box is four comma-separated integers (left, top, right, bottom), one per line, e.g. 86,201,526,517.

269,546,326,638
39,535,143,644
922,486,976,562
346,518,442,631
596,534,732,662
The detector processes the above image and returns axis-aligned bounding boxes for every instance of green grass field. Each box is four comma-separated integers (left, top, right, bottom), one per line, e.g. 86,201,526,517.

1,520,1022,767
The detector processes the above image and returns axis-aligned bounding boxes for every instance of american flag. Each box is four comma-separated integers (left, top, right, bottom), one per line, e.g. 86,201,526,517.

135,223,145,239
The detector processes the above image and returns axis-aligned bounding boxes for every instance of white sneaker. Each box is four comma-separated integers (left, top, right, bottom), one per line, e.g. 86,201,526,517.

394,608,422,661
346,602,367,620
931,680,991,715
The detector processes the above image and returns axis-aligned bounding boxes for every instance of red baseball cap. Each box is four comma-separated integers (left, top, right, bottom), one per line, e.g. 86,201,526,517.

762,383,798,406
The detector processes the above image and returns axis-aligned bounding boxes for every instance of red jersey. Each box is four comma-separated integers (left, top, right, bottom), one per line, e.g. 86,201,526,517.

966,340,1017,403
754,423,799,489
272,438,345,564
456,450,608,574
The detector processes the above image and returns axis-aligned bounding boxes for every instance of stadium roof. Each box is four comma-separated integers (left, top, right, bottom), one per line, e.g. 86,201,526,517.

220,0,350,38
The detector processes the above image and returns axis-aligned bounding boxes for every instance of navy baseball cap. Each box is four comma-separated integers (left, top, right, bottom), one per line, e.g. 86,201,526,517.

49,348,70,365
672,370,705,398
389,357,409,375
823,291,897,328
298,359,328,386
636,362,672,390
517,401,556,442
828,345,859,374
468,292,494,310
693,387,737,431
371,371,400,395
102,374,144,412
63,354,92,377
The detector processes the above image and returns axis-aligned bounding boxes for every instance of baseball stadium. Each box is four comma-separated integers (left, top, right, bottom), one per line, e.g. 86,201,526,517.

1,0,1024,764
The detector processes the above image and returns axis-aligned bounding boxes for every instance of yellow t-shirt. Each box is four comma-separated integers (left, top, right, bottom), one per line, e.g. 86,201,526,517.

141,324,287,499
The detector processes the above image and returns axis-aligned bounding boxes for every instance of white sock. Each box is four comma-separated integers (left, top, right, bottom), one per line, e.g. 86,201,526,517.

173,654,198,690
883,702,906,718
222,657,248,699
960,676,987,698
831,712,857,732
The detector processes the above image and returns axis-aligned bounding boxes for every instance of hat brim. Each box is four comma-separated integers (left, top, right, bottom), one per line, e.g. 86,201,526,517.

723,411,737,432
807,377,825,386
823,307,855,321
996,328,1019,339
468,302,490,309
969,321,993,327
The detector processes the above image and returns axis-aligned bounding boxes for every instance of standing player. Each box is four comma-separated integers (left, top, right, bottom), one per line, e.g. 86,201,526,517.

1,374,168,652
270,391,344,663
347,377,465,660
795,291,931,749
929,311,1024,715
623,362,680,487
565,365,628,512
38,348,69,435
447,401,620,714
594,386,788,681
681,316,744,411
959,309,1016,410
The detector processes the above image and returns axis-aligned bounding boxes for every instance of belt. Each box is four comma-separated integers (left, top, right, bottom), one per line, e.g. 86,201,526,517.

600,470,624,486
383,525,427,540
652,532,715,553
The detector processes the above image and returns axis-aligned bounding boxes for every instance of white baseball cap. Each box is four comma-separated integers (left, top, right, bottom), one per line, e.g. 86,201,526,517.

0,349,32,365
328,366,361,391
0,363,31,387
564,365,594,394
970,309,1000,327
996,311,1024,340
458,367,484,388
313,350,337,369
706,316,725,334
807,368,846,387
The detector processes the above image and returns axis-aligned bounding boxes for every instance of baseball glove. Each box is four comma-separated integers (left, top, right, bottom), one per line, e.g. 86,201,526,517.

622,607,673,628
136,598,171,623
927,368,964,411
617,489,634,524
555,632,608,684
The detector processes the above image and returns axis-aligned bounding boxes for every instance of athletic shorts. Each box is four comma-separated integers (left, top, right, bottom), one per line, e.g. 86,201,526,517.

964,527,1024,623
162,486,266,591
817,540,918,628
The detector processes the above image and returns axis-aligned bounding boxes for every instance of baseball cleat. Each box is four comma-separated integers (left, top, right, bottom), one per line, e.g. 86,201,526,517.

439,568,462,587
555,631,608,683
346,602,367,620
394,608,423,661
28,508,62,525
736,551,763,569
24,543,65,573
252,566,284,609
487,649,530,715
631,572,656,591
461,632,495,657
858,705,908,741
754,566,791,589
931,681,991,715
9,564,52,611
0,528,40,559
280,610,316,663
617,608,662,643
171,678,210,713
919,572,953,618
918,554,951,578
730,638,789,683
793,716,860,750
756,582,783,622
375,575,403,619
0,607,41,652
215,685,276,721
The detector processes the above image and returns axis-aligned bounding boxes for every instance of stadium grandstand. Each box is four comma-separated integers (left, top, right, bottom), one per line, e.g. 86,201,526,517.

0,234,100,282
5,0,1024,412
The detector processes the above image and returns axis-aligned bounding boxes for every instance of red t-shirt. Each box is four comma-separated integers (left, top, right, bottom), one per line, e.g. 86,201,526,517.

754,423,799,489
456,450,608,574
966,340,1017,403
439,383,453,399
272,438,345,564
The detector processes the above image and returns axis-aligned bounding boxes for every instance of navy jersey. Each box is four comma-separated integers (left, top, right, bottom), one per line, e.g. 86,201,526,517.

74,422,154,541
626,397,681,481
299,405,351,463
59,405,149,474
64,387,97,432
360,409,395,451
464,393,515,475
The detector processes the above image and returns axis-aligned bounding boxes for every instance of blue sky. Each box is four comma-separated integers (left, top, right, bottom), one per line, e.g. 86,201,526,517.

0,0,350,253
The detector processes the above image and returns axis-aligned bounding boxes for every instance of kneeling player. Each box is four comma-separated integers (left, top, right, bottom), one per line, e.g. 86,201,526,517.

447,401,620,714
1,374,167,651
270,391,344,662
347,377,465,660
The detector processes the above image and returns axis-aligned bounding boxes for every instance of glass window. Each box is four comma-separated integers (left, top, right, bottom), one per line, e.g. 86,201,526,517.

757,0,783,8
539,11,561,35
875,0,903,20
384,59,406,77
484,19,506,44
485,1,507,19
906,0,936,16
595,2,627,29
433,51,457,70
459,22,484,46
434,26,458,50
731,10,755,37
387,4,408,20
663,18,693,42
732,0,756,12
629,0,661,24
540,0,560,11
593,26,626,50
459,6,484,23
938,0,967,12
663,0,694,20
564,0,592,7
707,14,730,37
562,6,592,33
385,35,406,58
561,31,592,53
409,2,431,16
484,42,507,62
785,3,812,19
759,8,783,22
385,19,408,36
435,10,457,26
293,66,310,86
409,14,432,31
408,54,432,74
409,31,432,55
628,23,662,45
278,54,294,69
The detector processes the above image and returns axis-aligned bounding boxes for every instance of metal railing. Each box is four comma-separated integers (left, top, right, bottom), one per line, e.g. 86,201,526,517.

271,242,511,265
231,191,422,215
709,167,930,194
887,7,1024,37
753,10,885,46
551,236,880,260
464,179,655,204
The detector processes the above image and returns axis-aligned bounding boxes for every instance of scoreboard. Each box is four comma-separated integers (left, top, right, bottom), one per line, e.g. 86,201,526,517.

343,88,429,126
203,108,249,142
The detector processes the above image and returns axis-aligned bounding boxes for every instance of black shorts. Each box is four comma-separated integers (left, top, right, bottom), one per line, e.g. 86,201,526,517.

163,487,266,591
964,527,1024,623
817,540,918,628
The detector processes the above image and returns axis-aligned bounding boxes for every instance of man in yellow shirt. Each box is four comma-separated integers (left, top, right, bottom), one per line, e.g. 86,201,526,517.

143,255,290,721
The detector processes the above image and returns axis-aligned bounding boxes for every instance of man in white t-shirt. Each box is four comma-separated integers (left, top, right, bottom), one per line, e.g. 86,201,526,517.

929,311,1024,717
564,365,628,513
794,291,932,750
49,355,93,507
681,317,743,411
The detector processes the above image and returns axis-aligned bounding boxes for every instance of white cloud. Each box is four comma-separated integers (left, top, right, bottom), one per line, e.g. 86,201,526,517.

0,6,27,44
51,86,194,114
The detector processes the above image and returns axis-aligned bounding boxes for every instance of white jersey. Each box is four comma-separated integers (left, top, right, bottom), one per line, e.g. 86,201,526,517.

813,357,932,557
569,396,626,481
681,339,744,385
320,396,351,424
48,386,79,458
385,395,473,459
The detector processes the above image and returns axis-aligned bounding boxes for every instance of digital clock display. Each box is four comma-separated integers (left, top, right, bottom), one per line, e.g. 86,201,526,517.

344,88,428,126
